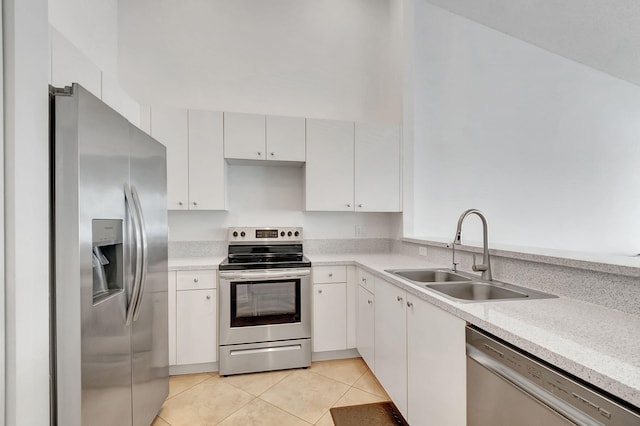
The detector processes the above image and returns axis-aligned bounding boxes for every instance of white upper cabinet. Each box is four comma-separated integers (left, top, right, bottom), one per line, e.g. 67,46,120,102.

151,107,189,210
305,119,355,211
224,113,305,163
151,107,226,210
188,110,226,210
224,112,266,160
355,122,401,212
306,119,402,212
266,115,306,162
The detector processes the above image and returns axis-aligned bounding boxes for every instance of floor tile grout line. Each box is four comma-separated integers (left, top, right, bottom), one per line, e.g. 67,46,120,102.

166,374,213,401
212,395,259,425
256,396,315,425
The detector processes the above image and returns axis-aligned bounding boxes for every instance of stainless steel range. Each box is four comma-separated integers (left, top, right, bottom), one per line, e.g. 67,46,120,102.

218,227,311,376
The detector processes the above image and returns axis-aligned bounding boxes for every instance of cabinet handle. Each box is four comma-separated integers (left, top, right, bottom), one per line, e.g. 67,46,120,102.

206,295,211,300
193,278,199,283
358,204,363,208
270,152,275,156
178,201,183,206
397,295,403,302
346,203,351,208
362,278,366,283
328,273,333,277
257,151,262,156
192,201,198,206
318,289,323,294
368,299,373,305
407,301,413,308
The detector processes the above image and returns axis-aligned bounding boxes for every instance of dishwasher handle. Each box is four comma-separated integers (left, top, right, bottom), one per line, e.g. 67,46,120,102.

467,345,602,426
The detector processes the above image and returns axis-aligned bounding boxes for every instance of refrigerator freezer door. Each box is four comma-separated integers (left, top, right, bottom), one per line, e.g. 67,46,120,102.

54,84,134,426
129,125,169,426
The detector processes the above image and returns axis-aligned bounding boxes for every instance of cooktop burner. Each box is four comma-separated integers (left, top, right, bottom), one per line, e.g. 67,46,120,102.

219,227,311,271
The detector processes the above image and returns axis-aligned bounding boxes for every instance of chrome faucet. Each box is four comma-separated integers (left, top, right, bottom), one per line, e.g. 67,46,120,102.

453,209,492,281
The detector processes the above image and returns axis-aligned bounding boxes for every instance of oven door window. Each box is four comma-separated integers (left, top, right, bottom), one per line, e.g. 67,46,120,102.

230,278,301,327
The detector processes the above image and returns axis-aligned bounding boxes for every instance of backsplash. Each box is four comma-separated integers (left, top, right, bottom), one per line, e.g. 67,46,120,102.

168,241,227,258
304,238,392,254
169,238,393,259
393,240,639,316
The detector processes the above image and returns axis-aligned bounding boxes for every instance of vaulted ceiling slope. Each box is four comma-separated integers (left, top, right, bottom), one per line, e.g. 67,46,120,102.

423,0,640,87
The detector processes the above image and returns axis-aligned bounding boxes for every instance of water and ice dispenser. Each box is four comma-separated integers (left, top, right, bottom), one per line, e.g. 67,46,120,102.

92,219,124,304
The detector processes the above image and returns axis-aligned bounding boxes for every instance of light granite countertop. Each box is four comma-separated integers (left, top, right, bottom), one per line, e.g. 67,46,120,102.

169,252,640,408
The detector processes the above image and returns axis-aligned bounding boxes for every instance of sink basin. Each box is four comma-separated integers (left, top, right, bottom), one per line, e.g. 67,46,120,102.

425,282,528,301
386,269,471,283
386,268,557,303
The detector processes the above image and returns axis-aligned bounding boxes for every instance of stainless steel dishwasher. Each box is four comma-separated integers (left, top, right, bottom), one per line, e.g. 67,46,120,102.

466,327,640,426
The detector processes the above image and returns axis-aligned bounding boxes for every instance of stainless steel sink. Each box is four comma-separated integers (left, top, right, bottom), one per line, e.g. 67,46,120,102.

385,268,471,283
385,268,557,303
425,282,528,301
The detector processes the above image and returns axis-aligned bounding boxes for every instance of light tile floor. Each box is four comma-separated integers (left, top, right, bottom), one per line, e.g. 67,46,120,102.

153,358,390,426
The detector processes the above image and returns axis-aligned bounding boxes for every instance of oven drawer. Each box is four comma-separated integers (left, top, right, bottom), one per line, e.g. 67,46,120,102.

312,265,347,283
177,270,216,290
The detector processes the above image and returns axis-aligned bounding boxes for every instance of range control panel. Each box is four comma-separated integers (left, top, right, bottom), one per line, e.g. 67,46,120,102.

228,227,303,243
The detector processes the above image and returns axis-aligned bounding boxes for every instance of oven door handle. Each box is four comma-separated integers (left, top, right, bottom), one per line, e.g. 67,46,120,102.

219,268,311,281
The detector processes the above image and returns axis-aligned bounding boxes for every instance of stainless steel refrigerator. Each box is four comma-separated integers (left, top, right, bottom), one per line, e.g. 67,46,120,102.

51,83,169,425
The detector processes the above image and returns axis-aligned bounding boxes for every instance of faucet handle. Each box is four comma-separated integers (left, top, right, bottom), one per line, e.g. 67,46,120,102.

472,254,488,272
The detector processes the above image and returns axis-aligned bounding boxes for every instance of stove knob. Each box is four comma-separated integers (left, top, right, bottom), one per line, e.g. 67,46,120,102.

280,231,285,237
287,231,292,237
294,231,300,237
232,231,238,237
240,231,246,237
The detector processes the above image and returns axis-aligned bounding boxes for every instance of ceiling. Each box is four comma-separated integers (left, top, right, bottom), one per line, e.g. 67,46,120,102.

422,0,640,87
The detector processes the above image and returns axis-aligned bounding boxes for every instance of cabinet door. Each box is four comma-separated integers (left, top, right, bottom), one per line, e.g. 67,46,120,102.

224,112,265,160
188,110,226,210
355,122,401,212
407,295,466,426
312,283,347,352
168,272,177,366
266,115,305,162
357,285,375,371
374,279,407,418
151,107,189,210
346,266,357,349
305,119,354,211
176,289,217,365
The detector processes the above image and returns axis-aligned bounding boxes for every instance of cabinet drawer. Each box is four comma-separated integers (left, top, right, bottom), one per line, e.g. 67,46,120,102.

357,268,375,293
177,270,216,290
312,265,347,283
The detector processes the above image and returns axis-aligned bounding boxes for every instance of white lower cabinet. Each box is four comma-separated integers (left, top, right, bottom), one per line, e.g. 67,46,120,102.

356,284,375,370
168,272,177,365
176,289,217,365
374,279,408,418
407,294,466,426
312,282,347,352
170,269,217,367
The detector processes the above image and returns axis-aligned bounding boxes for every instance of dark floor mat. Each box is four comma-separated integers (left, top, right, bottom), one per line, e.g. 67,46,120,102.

330,401,409,426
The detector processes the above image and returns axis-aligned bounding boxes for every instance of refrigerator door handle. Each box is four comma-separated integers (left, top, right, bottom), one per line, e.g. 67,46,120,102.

131,185,149,322
125,184,143,326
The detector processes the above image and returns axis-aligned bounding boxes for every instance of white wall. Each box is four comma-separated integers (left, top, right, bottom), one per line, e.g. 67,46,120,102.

3,0,51,423
168,165,401,241
118,0,402,123
410,2,640,255
48,0,118,77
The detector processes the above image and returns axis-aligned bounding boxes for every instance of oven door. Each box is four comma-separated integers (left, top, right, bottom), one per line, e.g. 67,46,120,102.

218,268,311,345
